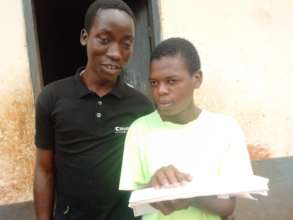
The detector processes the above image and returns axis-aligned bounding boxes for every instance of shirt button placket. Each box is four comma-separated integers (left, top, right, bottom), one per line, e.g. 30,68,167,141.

96,98,103,119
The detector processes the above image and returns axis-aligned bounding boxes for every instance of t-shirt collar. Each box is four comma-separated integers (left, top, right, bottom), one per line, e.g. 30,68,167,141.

74,67,126,99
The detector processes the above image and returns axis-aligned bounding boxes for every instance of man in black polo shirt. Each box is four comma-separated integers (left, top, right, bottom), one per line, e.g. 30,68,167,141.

34,1,153,220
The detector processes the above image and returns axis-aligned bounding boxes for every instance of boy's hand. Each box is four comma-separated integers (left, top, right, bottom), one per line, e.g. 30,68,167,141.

149,165,192,188
148,165,192,215
151,199,190,215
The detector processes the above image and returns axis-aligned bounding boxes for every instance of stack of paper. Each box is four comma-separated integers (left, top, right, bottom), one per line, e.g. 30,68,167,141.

129,175,269,217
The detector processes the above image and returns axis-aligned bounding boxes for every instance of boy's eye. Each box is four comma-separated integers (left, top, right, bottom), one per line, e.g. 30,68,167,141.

167,79,177,85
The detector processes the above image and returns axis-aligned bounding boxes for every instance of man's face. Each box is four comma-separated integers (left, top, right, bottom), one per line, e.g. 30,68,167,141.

149,55,202,119
81,9,135,80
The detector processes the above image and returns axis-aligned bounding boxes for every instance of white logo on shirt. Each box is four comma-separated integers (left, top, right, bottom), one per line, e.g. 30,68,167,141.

115,126,129,134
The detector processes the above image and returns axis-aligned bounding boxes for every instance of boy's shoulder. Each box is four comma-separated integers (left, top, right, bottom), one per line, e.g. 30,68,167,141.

128,111,159,130
200,110,240,130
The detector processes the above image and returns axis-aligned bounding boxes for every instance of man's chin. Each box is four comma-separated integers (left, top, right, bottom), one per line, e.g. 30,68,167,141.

97,70,121,82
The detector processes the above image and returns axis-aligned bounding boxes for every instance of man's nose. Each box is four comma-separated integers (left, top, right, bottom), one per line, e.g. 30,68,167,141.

107,43,122,61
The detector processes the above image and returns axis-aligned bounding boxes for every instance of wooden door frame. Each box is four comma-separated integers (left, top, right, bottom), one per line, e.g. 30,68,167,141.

22,0,43,101
148,0,161,49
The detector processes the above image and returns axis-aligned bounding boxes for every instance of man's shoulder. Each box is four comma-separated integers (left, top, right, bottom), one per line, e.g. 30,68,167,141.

39,76,75,97
44,76,75,93
120,81,154,109
37,76,75,108
121,82,147,98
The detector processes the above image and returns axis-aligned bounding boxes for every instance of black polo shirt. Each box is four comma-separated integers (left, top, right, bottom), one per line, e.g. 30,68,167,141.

35,69,153,206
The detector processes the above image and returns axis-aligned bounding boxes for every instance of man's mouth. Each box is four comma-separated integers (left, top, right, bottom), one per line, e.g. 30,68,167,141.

102,64,121,71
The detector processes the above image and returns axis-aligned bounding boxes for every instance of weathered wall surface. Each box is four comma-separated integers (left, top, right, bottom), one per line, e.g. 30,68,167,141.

0,0,35,205
159,0,293,159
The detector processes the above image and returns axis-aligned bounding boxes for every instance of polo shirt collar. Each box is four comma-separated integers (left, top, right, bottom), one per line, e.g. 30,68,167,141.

74,68,92,98
74,68,126,99
109,78,125,99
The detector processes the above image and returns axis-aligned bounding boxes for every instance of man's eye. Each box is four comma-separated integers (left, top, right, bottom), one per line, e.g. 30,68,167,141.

149,81,158,87
123,41,132,49
99,37,109,44
123,44,131,49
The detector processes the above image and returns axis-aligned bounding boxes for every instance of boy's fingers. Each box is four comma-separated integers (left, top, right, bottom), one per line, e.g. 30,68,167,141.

150,168,169,188
170,199,190,210
166,165,192,184
180,172,193,182
149,165,192,188
165,166,180,186
151,202,173,215
151,199,190,215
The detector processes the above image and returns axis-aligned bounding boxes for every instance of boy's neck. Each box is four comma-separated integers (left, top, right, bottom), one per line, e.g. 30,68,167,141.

160,105,202,124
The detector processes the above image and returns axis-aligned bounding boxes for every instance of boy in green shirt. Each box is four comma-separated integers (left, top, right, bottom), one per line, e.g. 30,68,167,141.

120,38,252,220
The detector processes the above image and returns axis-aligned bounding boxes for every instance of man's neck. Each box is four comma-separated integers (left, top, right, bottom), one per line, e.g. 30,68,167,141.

81,68,118,97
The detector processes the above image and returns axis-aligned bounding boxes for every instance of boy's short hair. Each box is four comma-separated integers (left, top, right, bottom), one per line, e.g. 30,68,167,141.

151,38,201,74
84,0,135,32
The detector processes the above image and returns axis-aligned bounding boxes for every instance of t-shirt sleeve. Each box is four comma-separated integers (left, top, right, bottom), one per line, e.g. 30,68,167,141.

119,120,147,191
219,117,253,177
35,88,55,150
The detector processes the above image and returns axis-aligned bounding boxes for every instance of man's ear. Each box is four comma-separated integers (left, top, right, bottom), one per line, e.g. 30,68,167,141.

80,29,88,46
192,70,203,89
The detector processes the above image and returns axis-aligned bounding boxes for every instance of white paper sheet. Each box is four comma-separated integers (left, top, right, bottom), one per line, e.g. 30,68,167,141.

129,175,269,216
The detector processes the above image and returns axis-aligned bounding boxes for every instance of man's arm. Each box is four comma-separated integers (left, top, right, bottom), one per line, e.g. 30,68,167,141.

34,148,55,220
149,165,235,217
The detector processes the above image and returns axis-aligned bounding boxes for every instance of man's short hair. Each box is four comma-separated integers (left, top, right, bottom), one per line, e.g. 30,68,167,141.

150,38,201,75
84,0,135,32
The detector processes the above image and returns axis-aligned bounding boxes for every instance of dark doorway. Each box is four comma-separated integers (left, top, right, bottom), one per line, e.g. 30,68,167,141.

32,0,159,95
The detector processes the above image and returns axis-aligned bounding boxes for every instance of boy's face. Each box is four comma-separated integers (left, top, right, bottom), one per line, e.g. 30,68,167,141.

149,55,202,119
80,9,135,80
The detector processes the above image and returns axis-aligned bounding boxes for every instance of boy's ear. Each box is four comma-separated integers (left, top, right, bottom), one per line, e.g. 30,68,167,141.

192,70,203,89
80,29,88,46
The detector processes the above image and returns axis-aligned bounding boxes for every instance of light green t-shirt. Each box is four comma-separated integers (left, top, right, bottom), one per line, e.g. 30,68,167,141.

120,110,252,220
